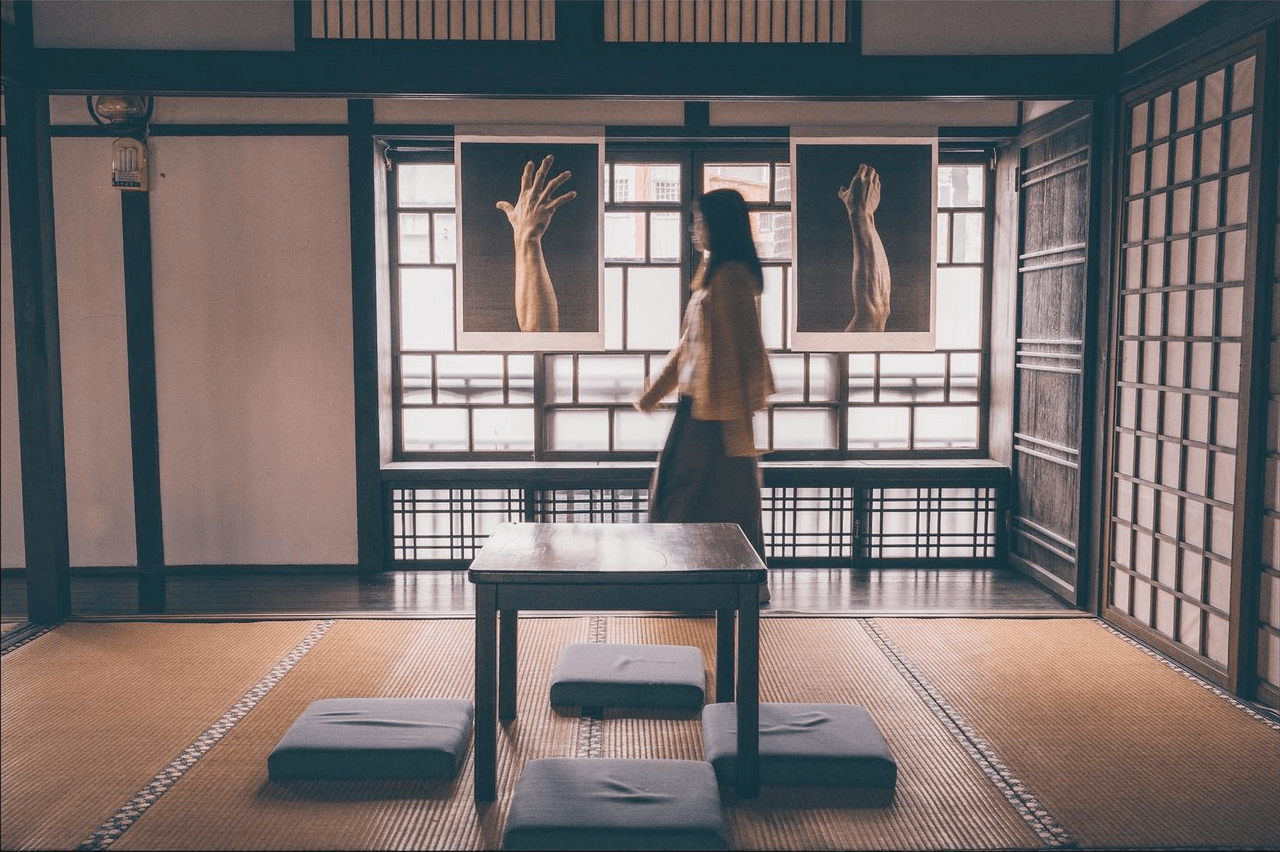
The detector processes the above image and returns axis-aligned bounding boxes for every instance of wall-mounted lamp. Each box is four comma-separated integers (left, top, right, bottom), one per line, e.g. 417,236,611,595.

86,95,154,192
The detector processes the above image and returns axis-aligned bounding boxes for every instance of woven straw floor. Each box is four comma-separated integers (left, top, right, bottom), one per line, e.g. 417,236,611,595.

2,616,1277,851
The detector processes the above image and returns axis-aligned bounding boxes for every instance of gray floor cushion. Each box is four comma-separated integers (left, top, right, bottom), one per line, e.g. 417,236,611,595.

502,758,729,851
549,643,706,710
701,702,897,789
267,697,473,781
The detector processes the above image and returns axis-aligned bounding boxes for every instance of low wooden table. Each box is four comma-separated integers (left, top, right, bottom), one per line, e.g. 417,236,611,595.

467,521,767,802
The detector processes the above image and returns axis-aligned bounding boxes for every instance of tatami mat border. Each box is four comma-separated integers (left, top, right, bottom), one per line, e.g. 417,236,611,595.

0,622,57,656
76,620,337,851
862,618,1074,848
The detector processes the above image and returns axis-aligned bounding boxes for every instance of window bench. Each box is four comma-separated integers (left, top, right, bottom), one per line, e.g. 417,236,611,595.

382,460,1008,568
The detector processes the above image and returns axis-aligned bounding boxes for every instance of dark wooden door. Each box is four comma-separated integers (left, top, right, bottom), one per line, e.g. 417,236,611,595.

1008,102,1098,604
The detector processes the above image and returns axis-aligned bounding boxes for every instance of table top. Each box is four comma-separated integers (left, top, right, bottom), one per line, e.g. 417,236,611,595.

467,522,767,585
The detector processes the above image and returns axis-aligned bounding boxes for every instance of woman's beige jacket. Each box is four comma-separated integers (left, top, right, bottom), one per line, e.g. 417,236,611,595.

637,260,775,457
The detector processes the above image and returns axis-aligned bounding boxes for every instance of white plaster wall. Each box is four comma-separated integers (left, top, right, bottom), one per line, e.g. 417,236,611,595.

147,135,357,565
1,138,26,570
52,137,139,567
862,1,1115,54
32,0,295,50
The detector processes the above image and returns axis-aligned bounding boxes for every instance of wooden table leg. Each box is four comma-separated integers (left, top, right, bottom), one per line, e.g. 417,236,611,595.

715,608,735,703
474,585,498,802
499,609,518,721
736,583,760,797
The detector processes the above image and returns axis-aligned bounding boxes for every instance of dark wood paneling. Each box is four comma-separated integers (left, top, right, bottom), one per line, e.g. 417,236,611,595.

1009,102,1095,600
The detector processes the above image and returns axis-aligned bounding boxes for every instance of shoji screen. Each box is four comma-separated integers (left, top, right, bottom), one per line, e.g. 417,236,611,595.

1108,43,1262,683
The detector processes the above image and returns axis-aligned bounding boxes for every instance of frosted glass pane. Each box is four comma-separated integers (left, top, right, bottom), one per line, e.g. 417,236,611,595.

848,354,875,402
1153,92,1171,138
1212,449,1235,502
615,407,672,451
1150,143,1168,189
400,268,455,350
937,213,950,262
1130,101,1149,147
473,408,533,451
508,355,534,403
547,354,574,403
1196,179,1220,229
433,214,456,264
1223,230,1246,282
1227,115,1251,169
1200,124,1222,176
950,353,980,402
950,212,983,263
1194,235,1218,284
605,268,624,350
548,409,609,450
650,211,682,262
1202,69,1225,122
760,266,785,350
1174,134,1194,183
881,353,946,403
915,406,978,448
605,212,646,261
398,163,455,206
436,354,505,403
625,267,681,350
1225,172,1249,225
1177,81,1198,130
398,212,433,263
403,408,468,451
401,354,433,404
1231,56,1255,111
1129,150,1147,195
809,355,838,401
938,165,983,207
770,354,808,402
773,408,836,450
577,355,645,403
848,407,908,450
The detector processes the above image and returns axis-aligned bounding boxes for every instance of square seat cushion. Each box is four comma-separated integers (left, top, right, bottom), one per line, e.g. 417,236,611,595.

549,643,706,710
701,702,897,789
267,697,473,781
502,758,729,851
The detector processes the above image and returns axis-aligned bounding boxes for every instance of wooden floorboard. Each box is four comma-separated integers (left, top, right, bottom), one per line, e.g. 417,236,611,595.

0,566,1077,622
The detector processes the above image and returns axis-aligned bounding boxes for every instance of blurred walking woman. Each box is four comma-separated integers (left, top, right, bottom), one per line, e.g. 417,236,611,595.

636,188,776,601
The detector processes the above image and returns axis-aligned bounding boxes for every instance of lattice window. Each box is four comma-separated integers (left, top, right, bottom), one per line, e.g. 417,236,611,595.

309,0,555,40
763,486,856,559
604,0,849,43
861,487,999,559
390,487,524,561
1110,51,1257,667
533,488,649,522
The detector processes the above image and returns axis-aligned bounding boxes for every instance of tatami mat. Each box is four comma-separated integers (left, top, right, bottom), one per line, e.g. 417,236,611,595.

0,620,322,851
4,616,1276,850
874,617,1280,850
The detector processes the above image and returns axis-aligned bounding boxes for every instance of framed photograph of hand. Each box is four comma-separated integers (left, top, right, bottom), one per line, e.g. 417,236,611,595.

455,135,604,351
790,137,938,352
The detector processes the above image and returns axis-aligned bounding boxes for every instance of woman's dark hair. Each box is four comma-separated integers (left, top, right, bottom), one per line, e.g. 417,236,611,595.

696,188,763,293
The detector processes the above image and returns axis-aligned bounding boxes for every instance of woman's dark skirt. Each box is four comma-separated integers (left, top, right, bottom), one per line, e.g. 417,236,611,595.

649,396,766,561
